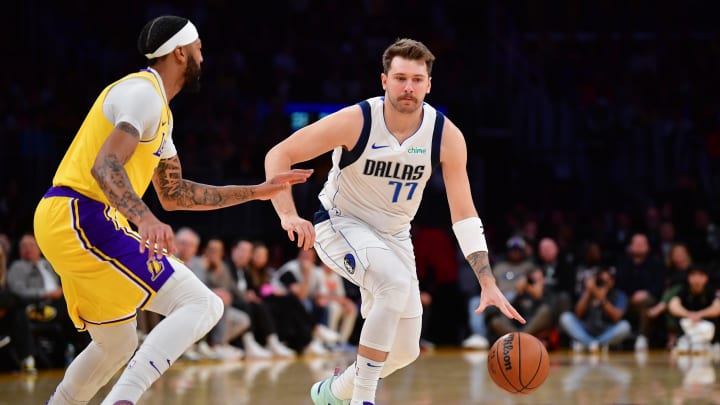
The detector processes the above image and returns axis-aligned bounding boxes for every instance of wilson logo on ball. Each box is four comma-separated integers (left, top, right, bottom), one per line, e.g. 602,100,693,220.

503,333,514,371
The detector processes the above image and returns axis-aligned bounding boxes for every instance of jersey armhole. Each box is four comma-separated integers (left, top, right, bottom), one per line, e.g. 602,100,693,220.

430,111,445,169
339,100,372,169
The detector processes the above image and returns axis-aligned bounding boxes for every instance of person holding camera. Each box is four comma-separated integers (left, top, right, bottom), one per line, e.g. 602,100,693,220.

559,267,632,353
488,267,555,340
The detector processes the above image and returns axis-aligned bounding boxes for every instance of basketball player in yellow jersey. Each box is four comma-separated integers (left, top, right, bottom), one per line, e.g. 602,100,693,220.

34,15,312,405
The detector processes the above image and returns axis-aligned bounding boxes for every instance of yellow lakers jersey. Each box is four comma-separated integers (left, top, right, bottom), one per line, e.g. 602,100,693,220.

52,70,171,206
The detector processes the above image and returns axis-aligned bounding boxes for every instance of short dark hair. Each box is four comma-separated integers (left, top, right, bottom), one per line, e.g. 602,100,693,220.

382,38,435,75
137,15,189,63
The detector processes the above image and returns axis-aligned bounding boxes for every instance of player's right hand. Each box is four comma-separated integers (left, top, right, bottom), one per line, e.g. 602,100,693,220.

136,215,177,260
254,169,314,200
281,214,315,250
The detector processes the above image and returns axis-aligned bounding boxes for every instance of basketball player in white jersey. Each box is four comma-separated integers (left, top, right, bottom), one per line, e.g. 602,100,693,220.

265,38,525,405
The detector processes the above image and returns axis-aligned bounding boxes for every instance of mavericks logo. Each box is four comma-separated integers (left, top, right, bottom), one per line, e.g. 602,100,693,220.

343,253,356,275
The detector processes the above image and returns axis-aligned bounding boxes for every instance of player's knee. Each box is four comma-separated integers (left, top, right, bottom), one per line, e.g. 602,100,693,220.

99,331,138,365
376,272,412,313
120,333,140,358
383,344,420,377
207,293,224,326
399,342,421,365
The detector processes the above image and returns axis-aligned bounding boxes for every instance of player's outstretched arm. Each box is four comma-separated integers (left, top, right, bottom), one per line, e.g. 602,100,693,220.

265,106,363,249
151,155,312,211
440,119,526,324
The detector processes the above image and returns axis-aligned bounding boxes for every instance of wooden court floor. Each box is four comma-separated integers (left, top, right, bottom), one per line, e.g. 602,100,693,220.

2,349,720,404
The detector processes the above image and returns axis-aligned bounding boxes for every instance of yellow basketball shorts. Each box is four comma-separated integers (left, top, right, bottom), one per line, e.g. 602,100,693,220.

34,186,175,331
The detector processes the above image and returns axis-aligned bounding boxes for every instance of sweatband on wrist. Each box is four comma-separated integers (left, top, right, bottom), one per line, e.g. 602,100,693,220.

144,21,199,59
452,216,488,257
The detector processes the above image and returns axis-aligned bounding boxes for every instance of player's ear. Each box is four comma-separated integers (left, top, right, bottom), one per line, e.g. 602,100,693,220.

381,73,388,91
427,77,432,94
172,46,186,62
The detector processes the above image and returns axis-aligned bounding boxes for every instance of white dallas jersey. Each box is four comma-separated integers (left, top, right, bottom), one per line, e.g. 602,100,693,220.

318,96,445,235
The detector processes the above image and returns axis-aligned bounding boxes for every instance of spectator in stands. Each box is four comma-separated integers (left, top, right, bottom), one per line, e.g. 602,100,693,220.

615,233,666,351
535,237,574,317
559,267,631,353
175,227,205,273
667,265,720,354
227,238,296,357
7,233,88,368
174,227,210,361
572,241,606,301
647,242,694,348
316,262,358,348
196,238,251,360
247,242,276,297
0,240,36,373
273,248,339,354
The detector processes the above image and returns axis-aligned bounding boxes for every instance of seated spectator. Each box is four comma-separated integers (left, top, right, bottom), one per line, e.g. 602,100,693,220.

463,236,535,350
571,241,607,302
196,238,252,360
316,262,358,348
247,243,317,354
535,237,574,316
7,233,89,368
667,266,720,354
615,233,666,351
174,227,214,361
647,242,694,348
0,241,36,373
559,267,631,353
488,267,556,344
272,247,339,355
228,239,296,357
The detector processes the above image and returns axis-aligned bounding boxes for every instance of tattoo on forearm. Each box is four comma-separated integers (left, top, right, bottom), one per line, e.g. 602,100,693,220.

156,157,255,208
92,153,148,223
468,251,493,282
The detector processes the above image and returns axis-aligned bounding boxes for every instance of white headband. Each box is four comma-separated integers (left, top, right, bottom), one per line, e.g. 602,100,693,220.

144,21,199,59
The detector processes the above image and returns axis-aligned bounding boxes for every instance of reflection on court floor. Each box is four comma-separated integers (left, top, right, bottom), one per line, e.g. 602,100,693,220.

2,350,720,404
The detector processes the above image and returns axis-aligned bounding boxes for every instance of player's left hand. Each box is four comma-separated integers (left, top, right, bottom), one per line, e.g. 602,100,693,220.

475,283,526,324
280,214,315,250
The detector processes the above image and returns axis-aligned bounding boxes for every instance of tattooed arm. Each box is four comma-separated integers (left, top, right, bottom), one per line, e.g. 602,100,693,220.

91,122,152,225
92,122,175,257
467,251,496,286
152,156,258,211
152,155,312,211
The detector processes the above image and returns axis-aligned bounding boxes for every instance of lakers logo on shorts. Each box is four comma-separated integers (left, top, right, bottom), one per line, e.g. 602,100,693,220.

147,259,166,282
343,253,356,275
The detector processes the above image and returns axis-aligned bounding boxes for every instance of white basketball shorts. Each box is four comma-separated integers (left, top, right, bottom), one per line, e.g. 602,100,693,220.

313,208,422,319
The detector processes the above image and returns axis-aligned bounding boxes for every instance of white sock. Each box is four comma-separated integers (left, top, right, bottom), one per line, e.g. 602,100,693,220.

351,354,383,403
331,363,356,399
100,344,172,404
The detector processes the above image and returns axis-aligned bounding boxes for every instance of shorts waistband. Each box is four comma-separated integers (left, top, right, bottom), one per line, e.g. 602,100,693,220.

44,186,89,200
313,206,330,225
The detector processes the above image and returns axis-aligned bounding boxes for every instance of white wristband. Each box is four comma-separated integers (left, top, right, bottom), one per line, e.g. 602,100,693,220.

452,217,488,258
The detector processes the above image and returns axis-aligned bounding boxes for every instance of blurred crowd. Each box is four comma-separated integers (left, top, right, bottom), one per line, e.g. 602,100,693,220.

2,1,720,372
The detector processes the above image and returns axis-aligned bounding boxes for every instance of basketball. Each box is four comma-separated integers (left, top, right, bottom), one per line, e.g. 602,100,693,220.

487,332,550,395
